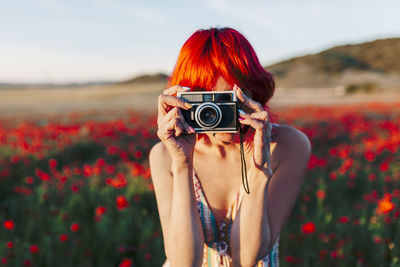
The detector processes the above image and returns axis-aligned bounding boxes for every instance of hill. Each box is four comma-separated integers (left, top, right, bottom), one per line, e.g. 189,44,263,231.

265,38,400,88
119,73,168,84
119,38,400,89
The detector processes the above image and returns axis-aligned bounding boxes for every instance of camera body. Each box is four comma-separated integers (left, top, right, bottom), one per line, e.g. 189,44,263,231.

177,90,238,133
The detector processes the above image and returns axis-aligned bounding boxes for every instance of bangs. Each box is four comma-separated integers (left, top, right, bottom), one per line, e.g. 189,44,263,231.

168,28,243,91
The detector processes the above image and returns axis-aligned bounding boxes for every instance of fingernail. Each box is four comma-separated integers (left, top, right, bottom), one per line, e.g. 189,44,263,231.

182,86,191,91
239,117,246,121
188,126,195,133
233,84,238,91
238,109,246,116
184,102,193,109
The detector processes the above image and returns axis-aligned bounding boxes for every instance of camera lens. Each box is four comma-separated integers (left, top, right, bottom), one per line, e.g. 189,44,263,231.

195,103,222,128
200,107,217,125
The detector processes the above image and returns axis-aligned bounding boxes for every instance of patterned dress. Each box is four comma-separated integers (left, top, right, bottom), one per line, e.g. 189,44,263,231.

163,123,280,266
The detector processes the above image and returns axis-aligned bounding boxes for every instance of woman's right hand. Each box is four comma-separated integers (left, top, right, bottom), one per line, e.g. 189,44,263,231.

157,85,196,163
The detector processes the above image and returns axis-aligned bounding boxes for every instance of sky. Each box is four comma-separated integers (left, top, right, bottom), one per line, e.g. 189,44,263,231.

1,0,400,84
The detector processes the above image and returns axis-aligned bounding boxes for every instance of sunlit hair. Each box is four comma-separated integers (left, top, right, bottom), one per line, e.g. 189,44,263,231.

168,27,276,141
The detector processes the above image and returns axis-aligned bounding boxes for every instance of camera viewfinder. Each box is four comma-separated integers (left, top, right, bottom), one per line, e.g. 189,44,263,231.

214,94,232,102
203,94,214,102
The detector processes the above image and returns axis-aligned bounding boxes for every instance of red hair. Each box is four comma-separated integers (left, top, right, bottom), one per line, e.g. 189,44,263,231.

168,27,276,141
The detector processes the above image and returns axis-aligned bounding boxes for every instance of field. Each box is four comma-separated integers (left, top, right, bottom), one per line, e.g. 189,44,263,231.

0,85,399,266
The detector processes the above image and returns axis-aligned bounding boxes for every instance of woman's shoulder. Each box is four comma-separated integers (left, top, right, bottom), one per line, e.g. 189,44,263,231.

272,123,311,158
149,142,172,173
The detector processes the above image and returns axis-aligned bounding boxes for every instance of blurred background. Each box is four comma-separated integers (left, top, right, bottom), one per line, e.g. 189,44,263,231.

0,0,399,266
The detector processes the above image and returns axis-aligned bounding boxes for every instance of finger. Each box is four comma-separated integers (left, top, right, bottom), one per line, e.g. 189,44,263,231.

234,84,263,112
158,94,193,121
158,111,191,140
158,106,179,126
250,111,269,122
174,119,184,137
163,85,190,96
157,117,181,141
239,111,267,129
159,94,193,111
158,107,195,134
157,85,191,119
177,108,195,134
238,115,264,130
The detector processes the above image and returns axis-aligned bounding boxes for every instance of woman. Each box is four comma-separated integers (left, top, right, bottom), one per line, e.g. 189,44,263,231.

149,27,311,267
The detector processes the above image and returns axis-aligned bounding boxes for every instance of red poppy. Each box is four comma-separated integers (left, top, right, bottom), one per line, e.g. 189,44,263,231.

303,194,310,202
119,151,128,160
338,216,349,224
107,146,119,155
318,250,327,261
285,255,302,264
119,258,133,267
71,223,80,232
376,193,395,214
373,236,382,244
364,150,375,161
3,220,15,230
96,158,106,167
301,222,316,234
95,206,107,217
134,150,142,159
330,251,338,258
14,186,33,195
71,184,79,193
29,244,39,254
49,158,57,168
329,171,337,180
379,162,389,172
6,241,14,249
83,164,93,177
118,245,126,253
1,257,7,264
316,190,326,200
59,234,68,242
348,172,356,179
107,173,127,189
368,173,376,181
393,189,400,199
116,195,129,210
25,176,34,184
328,147,338,156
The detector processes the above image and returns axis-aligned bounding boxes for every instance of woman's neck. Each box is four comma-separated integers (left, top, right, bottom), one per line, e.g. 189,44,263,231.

195,134,242,159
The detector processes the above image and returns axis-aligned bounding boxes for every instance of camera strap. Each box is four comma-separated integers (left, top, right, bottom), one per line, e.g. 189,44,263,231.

239,126,250,194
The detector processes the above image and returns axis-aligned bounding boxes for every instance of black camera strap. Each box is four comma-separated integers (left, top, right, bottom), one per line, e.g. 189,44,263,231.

239,126,250,194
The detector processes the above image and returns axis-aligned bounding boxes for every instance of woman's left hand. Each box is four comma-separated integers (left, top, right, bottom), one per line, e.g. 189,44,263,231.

234,84,273,178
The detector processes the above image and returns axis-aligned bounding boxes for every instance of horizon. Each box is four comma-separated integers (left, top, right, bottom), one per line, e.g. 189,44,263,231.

2,0,400,84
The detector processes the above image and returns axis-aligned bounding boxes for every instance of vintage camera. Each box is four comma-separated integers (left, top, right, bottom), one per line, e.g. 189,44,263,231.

177,90,238,133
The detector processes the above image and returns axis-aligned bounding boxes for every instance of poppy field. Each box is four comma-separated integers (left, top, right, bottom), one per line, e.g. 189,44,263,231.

0,102,399,267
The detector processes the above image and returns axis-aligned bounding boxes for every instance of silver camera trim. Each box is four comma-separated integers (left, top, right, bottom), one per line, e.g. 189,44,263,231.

177,90,237,101
195,102,222,129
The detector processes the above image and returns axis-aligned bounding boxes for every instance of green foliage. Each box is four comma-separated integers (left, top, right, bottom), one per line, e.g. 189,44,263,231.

345,82,378,94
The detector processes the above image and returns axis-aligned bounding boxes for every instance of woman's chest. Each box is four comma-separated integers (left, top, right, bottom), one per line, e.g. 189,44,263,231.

192,142,278,224
193,151,251,226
